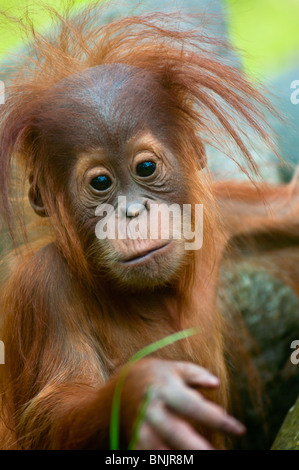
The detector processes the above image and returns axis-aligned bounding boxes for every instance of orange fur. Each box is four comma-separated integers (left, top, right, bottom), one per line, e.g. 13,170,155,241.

0,3,292,450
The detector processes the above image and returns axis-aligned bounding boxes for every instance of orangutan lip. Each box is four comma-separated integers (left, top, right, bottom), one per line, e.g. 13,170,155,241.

119,242,171,265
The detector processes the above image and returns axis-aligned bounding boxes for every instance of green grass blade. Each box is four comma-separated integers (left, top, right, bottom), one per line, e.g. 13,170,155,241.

109,327,200,450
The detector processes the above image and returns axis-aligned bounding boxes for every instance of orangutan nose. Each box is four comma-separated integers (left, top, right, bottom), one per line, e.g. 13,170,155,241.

126,201,147,218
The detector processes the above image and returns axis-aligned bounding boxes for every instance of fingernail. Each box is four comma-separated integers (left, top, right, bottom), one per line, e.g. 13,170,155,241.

206,375,220,385
226,419,246,434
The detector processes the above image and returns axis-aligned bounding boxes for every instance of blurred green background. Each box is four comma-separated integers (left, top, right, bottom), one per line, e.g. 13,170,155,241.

0,0,299,77
226,0,299,77
0,0,90,58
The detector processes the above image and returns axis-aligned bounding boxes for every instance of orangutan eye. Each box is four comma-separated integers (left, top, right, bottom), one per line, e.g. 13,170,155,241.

136,161,156,177
90,175,112,191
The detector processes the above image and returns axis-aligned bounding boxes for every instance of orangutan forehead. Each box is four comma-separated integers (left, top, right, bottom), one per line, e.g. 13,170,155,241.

36,64,172,152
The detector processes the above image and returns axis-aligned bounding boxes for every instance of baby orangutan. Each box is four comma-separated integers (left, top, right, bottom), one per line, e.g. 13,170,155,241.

1,5,298,450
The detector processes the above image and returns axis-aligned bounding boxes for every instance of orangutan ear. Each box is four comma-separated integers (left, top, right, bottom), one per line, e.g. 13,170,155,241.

28,174,48,217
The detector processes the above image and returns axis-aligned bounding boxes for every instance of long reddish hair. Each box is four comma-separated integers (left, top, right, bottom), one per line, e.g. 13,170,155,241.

0,2,278,450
